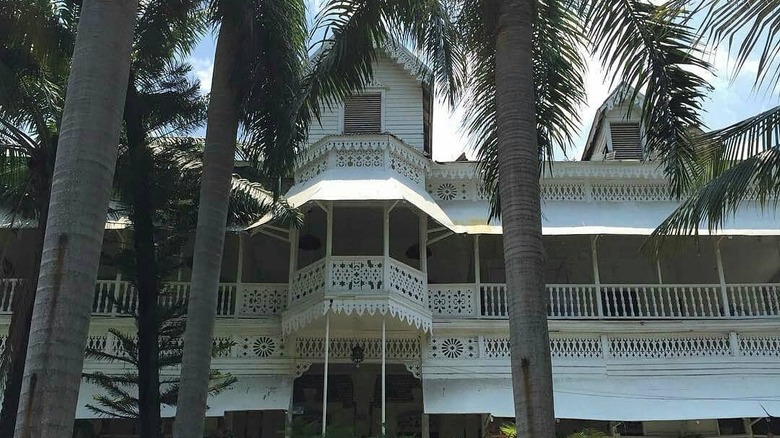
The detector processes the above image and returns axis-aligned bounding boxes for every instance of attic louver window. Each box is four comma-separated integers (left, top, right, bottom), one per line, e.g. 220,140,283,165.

609,122,642,160
343,94,381,134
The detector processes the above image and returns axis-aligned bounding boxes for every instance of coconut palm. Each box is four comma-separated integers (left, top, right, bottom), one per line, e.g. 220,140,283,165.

173,1,309,436
2,0,139,436
312,1,710,436
651,1,780,240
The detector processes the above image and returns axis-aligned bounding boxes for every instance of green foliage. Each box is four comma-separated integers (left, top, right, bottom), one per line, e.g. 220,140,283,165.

82,298,236,419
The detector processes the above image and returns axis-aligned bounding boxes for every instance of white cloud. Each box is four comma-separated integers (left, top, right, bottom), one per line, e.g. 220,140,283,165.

189,57,214,94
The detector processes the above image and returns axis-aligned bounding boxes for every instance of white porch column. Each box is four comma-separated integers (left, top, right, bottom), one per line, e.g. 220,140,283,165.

325,203,333,288
288,226,299,306
591,235,603,317
419,214,428,273
474,235,481,316
384,204,391,288
655,258,663,284
421,414,430,438
715,238,731,316
322,313,331,436
381,315,387,437
235,233,244,319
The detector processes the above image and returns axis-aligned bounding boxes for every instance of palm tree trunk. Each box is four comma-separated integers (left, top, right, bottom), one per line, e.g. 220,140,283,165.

123,77,162,438
173,22,241,438
495,1,555,437
0,192,46,436
13,1,138,436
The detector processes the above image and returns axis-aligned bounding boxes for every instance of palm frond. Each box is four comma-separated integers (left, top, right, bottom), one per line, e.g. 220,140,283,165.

697,0,780,92
582,0,711,197
649,146,780,250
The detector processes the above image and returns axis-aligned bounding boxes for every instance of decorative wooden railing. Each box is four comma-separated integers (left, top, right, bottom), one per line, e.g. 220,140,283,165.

2,279,778,321
288,256,428,309
429,283,780,320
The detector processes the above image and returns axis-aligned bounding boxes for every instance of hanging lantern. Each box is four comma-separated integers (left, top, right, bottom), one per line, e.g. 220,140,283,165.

351,344,365,368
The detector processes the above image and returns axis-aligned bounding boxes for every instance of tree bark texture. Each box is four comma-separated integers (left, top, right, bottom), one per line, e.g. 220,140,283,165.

173,22,241,438
495,1,556,437
124,77,162,438
13,1,138,436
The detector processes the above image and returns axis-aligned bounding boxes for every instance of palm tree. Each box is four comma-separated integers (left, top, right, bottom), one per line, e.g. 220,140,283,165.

651,1,780,240
0,3,76,433
312,1,710,436
173,2,309,436
11,0,139,436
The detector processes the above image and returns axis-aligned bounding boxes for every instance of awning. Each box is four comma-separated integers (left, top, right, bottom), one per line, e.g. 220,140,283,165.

423,376,780,421
248,168,456,231
440,200,780,236
76,376,292,419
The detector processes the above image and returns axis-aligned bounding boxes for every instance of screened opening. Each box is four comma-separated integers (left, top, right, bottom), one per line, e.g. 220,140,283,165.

609,122,642,159
344,93,381,134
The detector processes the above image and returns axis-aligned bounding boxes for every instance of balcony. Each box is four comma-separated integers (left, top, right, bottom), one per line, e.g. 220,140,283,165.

429,282,780,319
1,279,777,322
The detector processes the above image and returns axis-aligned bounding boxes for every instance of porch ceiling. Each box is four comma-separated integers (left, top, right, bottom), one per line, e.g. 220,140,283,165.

440,199,780,236
423,375,780,421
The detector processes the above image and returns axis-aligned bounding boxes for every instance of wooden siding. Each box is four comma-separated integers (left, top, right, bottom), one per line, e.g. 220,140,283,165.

307,54,424,150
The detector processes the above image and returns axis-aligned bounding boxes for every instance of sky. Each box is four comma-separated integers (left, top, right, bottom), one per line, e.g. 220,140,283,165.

185,6,778,162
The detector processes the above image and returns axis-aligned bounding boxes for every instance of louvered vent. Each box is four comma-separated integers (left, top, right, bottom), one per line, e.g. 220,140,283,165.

609,122,642,160
344,94,381,134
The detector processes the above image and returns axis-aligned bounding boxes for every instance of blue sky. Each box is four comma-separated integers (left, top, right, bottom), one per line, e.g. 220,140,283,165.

186,7,778,162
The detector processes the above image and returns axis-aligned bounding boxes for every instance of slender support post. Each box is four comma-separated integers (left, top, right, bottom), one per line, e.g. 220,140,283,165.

113,271,123,316
715,238,730,316
419,214,428,274
655,259,663,284
474,235,481,317
591,236,603,317
288,226,299,306
381,315,387,437
421,414,430,438
322,312,331,437
234,233,244,318
325,203,334,288
384,204,391,289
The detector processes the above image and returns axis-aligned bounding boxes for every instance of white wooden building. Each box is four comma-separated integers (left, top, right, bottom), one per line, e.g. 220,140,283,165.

2,45,780,438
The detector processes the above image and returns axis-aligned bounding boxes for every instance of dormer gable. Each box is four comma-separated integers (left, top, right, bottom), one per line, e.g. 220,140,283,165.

306,42,433,155
581,84,645,161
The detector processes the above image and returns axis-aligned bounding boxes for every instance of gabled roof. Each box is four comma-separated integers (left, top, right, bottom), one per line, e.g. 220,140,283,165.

581,83,644,161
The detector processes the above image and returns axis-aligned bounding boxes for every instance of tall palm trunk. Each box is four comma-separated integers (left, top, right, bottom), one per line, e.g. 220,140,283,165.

123,77,162,438
0,189,47,436
173,22,241,438
13,1,138,436
495,1,555,437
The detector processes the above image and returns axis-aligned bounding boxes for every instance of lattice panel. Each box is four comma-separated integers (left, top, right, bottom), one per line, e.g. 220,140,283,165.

295,337,420,360
541,183,586,201
550,337,603,358
330,258,383,291
429,286,476,316
609,335,731,359
388,260,426,305
85,335,107,353
296,157,328,183
739,335,780,357
591,184,669,202
429,337,478,359
481,338,510,359
291,260,326,302
237,285,287,316
335,149,383,168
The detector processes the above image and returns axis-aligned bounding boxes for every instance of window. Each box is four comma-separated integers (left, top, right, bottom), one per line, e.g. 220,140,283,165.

343,93,382,134
609,122,642,159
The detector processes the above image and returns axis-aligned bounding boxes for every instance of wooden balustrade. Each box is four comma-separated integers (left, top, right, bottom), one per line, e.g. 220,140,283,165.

1,278,779,321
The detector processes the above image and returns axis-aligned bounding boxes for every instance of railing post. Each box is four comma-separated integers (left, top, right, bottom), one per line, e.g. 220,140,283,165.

729,331,740,356
112,272,123,317
591,236,604,317
715,238,731,316
600,334,610,359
